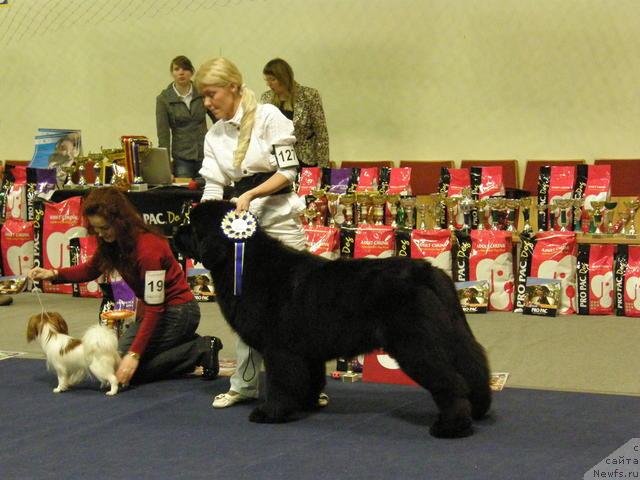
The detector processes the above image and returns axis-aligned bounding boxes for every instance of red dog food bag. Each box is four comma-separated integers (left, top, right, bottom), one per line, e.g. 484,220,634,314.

297,167,322,196
576,244,615,315
547,166,576,230
582,164,611,210
42,196,87,294
410,229,453,277
355,167,380,193
304,225,339,260
530,231,578,315
384,167,412,195
614,245,640,317
69,236,103,298
1,218,34,276
468,230,514,311
353,225,395,259
470,166,506,199
5,165,28,221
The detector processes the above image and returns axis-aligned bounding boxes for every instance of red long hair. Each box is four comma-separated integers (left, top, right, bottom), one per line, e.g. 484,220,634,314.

82,187,161,279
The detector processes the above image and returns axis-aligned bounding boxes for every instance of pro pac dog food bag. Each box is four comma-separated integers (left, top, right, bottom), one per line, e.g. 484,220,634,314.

614,245,640,317
455,230,514,311
576,244,615,315
515,231,578,315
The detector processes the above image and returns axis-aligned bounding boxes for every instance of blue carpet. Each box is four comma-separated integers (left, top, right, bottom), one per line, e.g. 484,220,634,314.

1,358,638,480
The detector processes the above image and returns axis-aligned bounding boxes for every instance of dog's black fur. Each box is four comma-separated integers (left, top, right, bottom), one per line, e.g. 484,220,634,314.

175,201,491,438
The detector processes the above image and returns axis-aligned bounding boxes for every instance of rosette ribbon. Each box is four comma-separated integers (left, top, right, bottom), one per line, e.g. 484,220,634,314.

220,209,258,296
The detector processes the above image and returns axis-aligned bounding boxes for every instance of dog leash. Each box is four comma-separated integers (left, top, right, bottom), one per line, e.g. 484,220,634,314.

32,287,51,321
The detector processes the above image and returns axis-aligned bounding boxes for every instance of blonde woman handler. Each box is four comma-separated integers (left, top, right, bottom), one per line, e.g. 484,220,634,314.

195,57,328,408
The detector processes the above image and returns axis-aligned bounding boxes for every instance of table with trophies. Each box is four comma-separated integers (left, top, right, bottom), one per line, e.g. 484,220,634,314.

48,144,200,236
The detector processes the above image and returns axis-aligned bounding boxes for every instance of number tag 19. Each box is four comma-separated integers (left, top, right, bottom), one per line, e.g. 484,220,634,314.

144,270,166,305
273,144,299,169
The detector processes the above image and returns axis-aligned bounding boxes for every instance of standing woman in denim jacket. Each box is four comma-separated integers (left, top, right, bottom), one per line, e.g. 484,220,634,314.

156,55,215,179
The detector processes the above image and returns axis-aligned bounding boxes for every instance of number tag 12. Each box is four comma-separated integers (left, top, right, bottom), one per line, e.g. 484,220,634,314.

273,144,299,169
144,270,166,305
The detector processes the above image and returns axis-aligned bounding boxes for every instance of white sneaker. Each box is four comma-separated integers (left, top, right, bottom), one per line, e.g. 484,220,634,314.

212,391,255,408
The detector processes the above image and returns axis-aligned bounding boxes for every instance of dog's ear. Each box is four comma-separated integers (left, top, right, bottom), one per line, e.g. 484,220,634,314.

26,314,42,342
48,312,69,334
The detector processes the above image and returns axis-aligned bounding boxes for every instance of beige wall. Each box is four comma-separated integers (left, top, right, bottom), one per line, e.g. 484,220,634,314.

1,0,640,181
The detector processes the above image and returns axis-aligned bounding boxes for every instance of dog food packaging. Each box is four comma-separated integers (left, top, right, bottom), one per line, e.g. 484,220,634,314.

455,230,514,311
470,166,506,199
26,167,57,221
380,167,412,195
439,168,471,229
0,166,13,223
41,196,87,294
69,236,103,298
353,225,395,259
297,167,322,196
187,265,216,302
4,165,28,221
304,225,339,259
576,244,615,315
99,270,137,325
536,166,551,231
362,350,416,386
515,231,577,315
523,277,561,317
407,229,453,277
323,168,356,194
578,164,611,211
614,245,640,317
355,167,380,193
455,279,490,314
1,218,34,277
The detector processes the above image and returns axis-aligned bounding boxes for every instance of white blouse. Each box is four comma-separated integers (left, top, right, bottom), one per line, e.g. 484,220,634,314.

199,103,305,231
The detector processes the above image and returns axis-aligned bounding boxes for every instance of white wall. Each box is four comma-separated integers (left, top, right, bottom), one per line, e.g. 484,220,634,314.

2,0,640,179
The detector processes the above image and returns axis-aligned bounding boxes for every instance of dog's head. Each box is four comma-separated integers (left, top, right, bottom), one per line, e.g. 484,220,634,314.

174,200,254,269
26,312,69,342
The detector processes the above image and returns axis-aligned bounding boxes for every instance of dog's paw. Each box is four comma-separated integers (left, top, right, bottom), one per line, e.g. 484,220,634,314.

53,386,68,393
249,406,287,424
105,388,118,396
429,415,473,438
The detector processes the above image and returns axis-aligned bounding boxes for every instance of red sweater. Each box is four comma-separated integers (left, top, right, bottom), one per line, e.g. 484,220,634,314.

56,232,194,355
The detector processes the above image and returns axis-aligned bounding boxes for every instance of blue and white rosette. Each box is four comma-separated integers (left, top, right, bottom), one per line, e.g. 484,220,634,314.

221,209,258,296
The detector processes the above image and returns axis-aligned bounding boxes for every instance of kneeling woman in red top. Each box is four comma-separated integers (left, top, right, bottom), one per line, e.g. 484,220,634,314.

28,187,222,386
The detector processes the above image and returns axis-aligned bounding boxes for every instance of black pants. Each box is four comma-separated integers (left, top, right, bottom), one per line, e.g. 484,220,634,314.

118,300,206,383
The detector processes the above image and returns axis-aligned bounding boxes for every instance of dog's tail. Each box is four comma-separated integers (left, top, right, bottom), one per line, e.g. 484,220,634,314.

82,325,120,361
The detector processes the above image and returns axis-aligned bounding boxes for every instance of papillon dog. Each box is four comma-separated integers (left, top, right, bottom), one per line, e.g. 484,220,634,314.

27,312,121,395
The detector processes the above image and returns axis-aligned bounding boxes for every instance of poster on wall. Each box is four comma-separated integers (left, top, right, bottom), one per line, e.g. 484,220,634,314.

30,128,82,170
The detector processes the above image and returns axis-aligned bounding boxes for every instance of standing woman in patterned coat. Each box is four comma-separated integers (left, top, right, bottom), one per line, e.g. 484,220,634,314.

260,58,330,168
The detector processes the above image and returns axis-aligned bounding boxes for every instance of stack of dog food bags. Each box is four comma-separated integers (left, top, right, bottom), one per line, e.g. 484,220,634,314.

69,236,103,298
614,245,640,317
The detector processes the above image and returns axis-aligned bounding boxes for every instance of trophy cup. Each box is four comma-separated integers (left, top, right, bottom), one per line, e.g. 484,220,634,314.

488,198,503,230
572,198,584,232
504,199,520,232
325,192,340,227
417,202,428,230
340,194,356,227
61,163,77,189
75,155,89,187
604,201,618,234
102,148,128,188
443,197,459,231
88,152,105,187
618,211,631,235
623,200,640,236
302,206,321,226
555,199,573,232
400,196,417,229
371,194,386,225
459,188,475,233
385,194,400,227
355,192,372,225
475,199,488,230
520,197,533,233
590,201,606,235
129,146,149,192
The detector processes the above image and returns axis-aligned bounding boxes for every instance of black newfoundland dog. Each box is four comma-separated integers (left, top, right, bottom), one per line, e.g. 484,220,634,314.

175,201,491,438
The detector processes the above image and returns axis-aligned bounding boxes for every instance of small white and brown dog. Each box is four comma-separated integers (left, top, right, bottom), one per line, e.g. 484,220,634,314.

27,311,121,395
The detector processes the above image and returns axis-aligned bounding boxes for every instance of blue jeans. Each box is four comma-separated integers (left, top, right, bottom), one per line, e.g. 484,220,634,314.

119,300,204,383
173,158,202,179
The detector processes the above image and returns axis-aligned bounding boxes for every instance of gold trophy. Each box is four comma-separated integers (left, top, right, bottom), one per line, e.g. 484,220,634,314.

88,152,105,187
400,196,417,229
520,197,533,233
590,201,606,235
356,192,372,225
443,197,459,231
325,192,340,227
340,194,356,227
102,148,128,189
371,194,386,225
75,155,90,187
623,200,640,237
459,188,475,233
417,202,428,230
61,163,78,189
604,201,618,234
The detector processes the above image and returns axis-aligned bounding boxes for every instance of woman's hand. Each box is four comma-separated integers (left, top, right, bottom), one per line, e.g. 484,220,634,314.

235,191,255,213
28,267,56,281
116,354,140,386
